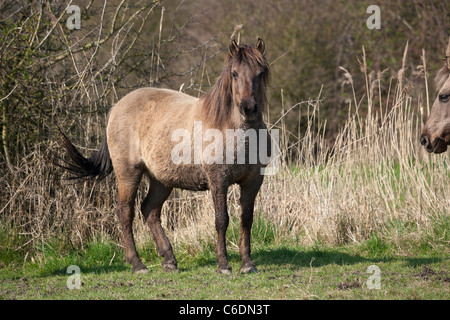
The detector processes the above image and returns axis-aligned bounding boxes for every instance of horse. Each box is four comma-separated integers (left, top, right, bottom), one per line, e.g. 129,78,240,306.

54,38,271,274
420,37,450,153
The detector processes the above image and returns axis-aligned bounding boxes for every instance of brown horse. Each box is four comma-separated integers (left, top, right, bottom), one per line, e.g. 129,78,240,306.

55,38,271,274
421,37,450,153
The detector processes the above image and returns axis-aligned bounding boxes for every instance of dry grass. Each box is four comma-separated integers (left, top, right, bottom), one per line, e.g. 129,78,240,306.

1,46,449,257
166,45,449,252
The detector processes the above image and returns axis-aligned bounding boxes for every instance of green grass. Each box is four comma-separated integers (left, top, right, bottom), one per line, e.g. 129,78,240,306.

1,222,448,300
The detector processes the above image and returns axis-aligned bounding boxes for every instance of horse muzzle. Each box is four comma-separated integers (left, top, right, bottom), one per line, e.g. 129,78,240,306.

239,99,258,122
420,134,448,153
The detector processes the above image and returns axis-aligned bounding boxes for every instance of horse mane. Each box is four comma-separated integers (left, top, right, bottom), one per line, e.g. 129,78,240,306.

201,44,270,128
434,38,450,91
434,61,450,92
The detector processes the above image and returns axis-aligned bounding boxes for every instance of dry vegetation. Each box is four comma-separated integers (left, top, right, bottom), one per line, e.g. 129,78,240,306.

146,44,450,252
0,0,449,258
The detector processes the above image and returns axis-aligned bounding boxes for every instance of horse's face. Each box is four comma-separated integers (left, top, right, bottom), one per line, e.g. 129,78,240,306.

420,64,450,154
229,39,267,123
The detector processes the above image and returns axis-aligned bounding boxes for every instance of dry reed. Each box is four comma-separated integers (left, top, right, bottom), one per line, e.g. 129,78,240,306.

1,45,448,257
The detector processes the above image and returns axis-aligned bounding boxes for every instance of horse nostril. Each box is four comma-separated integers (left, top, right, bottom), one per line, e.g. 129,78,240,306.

420,135,429,147
242,102,257,115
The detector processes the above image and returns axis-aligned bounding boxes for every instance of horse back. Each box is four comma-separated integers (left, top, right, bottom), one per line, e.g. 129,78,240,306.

107,88,208,190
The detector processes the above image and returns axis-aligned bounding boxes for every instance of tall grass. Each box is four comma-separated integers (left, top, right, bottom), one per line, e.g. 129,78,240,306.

1,46,448,259
170,45,449,253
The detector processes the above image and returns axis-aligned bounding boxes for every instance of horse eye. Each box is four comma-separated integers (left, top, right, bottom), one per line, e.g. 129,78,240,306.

231,71,238,79
439,94,449,102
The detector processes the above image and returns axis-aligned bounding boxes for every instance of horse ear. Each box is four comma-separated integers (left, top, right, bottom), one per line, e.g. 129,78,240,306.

256,38,265,54
229,39,239,56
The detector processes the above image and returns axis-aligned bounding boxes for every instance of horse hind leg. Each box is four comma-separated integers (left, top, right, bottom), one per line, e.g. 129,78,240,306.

115,166,147,274
141,178,177,272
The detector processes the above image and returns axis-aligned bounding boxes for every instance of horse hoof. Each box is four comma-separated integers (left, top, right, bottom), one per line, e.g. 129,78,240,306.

240,265,257,274
133,268,149,274
216,267,232,275
162,263,178,272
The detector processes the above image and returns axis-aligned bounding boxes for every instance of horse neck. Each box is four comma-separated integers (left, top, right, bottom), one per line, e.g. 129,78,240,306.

199,77,266,131
200,103,264,132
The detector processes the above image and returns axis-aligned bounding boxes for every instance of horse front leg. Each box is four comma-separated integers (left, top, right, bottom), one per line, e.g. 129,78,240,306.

239,175,263,273
210,183,232,274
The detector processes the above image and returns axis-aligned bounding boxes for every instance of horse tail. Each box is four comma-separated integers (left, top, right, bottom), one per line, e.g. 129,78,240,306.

53,127,113,181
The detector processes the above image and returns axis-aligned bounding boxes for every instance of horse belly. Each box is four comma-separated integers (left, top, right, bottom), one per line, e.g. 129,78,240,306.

148,161,209,191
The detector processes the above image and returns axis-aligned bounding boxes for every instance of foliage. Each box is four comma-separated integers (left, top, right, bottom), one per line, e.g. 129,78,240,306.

0,0,448,268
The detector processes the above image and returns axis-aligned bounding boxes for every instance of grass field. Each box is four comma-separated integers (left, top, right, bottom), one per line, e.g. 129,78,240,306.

1,216,449,300
1,46,449,301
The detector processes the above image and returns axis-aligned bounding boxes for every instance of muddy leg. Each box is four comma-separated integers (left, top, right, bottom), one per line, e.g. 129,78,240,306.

116,169,147,273
141,179,177,272
210,183,232,274
239,176,263,273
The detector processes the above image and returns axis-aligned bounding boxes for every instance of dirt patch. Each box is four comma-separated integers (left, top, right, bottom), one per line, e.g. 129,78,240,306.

415,265,449,283
92,280,134,289
17,277,30,291
108,280,134,288
337,279,361,290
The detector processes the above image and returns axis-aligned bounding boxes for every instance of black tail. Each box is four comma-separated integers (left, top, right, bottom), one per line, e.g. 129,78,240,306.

52,127,113,181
